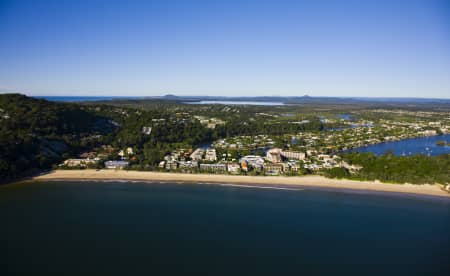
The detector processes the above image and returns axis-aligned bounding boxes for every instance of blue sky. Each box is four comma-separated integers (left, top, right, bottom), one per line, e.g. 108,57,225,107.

0,0,449,98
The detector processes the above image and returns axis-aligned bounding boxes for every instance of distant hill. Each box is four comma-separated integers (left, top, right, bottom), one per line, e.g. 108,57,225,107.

162,94,180,100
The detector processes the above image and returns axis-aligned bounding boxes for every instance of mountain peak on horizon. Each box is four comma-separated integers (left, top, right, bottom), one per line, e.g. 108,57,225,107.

162,94,179,99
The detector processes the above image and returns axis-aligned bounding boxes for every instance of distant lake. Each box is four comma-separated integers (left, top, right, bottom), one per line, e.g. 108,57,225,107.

338,113,353,120
185,100,285,106
36,96,140,102
347,134,450,156
1,181,449,275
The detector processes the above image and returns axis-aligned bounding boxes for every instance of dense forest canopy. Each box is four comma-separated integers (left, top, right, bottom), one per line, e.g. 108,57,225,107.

325,153,450,184
0,94,113,180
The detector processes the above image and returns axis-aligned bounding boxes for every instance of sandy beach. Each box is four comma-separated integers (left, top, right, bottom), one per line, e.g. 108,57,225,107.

31,170,450,198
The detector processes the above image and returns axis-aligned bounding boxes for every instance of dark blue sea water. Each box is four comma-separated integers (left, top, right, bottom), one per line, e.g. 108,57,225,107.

1,181,449,276
348,134,450,156
36,96,141,102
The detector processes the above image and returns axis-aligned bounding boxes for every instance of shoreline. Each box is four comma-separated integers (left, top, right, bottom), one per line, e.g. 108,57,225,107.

30,170,450,198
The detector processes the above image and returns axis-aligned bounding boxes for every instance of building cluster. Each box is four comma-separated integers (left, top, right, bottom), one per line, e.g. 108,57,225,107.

194,115,225,129
58,109,448,175
160,148,195,170
60,145,131,170
62,158,98,168
154,144,357,176
263,148,347,174
213,134,276,150
60,150,104,168
158,148,239,174
287,117,448,154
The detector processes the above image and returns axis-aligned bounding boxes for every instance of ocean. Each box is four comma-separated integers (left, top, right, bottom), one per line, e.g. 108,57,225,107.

1,180,449,275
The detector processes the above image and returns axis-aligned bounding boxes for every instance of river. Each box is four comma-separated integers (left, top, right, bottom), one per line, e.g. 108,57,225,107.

347,134,450,156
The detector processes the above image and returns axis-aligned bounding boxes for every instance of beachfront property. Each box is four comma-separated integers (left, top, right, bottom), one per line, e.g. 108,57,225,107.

288,162,301,172
205,148,217,161
227,163,241,174
104,160,129,169
281,150,306,160
165,160,178,170
239,155,265,171
178,160,199,169
200,163,227,173
264,163,284,175
63,158,98,167
190,148,205,161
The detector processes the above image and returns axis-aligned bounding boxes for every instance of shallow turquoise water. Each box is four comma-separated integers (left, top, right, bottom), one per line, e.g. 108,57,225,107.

1,181,449,275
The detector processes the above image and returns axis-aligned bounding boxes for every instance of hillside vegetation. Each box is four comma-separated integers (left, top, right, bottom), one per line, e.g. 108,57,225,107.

0,94,112,181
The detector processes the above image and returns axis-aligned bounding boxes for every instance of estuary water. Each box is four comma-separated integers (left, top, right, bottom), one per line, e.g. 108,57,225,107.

1,181,449,275
348,134,450,156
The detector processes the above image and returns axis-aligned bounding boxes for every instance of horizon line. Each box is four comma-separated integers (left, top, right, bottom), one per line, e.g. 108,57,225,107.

1,92,450,100
29,94,450,100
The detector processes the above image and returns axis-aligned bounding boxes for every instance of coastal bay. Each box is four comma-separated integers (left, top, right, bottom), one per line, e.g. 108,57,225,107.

2,179,449,275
